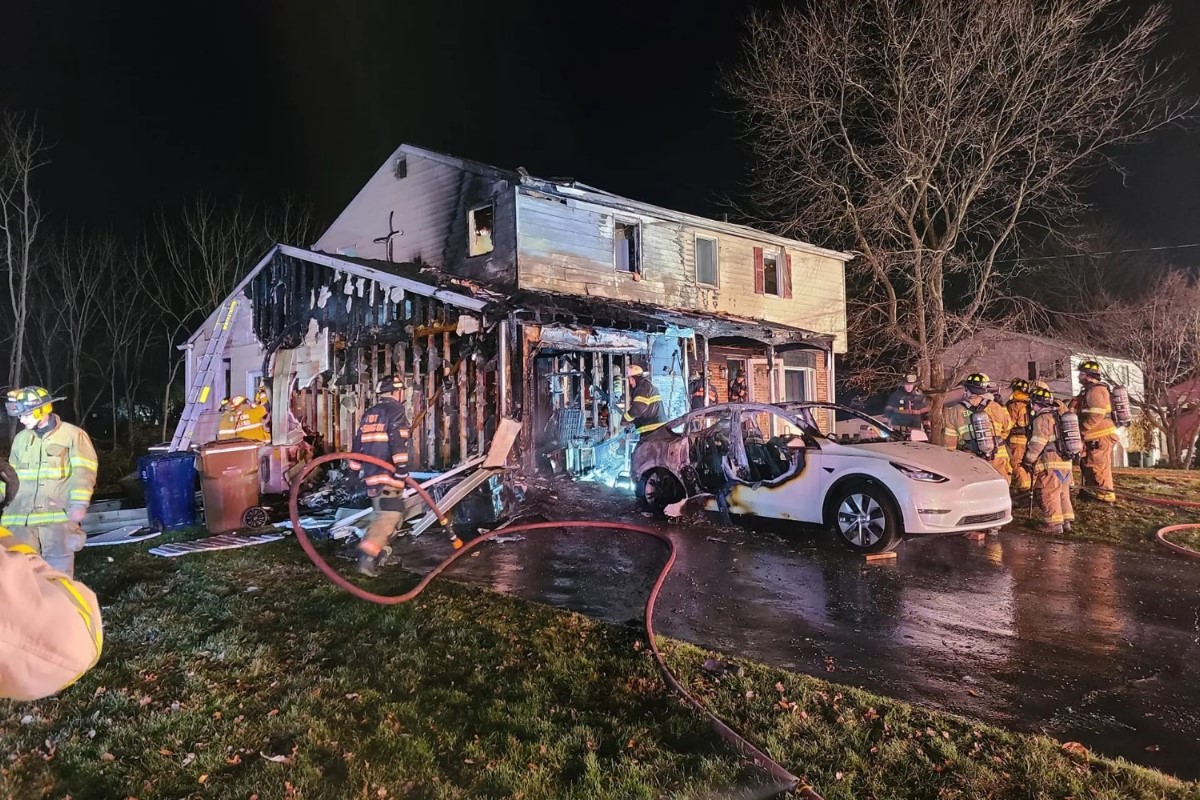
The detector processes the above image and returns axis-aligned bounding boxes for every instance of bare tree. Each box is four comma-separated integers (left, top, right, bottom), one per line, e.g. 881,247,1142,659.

727,0,1194,441
149,194,315,439
97,238,157,448
0,111,49,391
40,227,115,421
1075,270,1200,468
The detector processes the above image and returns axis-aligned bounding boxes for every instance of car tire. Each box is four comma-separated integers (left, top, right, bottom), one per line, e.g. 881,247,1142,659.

828,480,903,553
637,468,684,516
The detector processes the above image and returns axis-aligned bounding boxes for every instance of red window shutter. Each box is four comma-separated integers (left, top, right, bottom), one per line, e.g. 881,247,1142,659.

782,253,793,298
753,247,764,294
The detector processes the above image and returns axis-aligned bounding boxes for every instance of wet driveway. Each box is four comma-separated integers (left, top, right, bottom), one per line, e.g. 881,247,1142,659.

384,482,1200,780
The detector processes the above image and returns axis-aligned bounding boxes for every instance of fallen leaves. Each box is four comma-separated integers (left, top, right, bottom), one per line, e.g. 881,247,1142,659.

1062,742,1089,758
100,753,115,762
261,751,292,764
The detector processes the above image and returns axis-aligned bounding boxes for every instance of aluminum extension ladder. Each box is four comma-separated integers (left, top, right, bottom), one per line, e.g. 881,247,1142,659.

169,300,239,451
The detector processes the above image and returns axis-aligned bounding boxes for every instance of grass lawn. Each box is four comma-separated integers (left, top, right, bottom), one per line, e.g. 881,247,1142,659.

1009,469,1200,551
1,533,1197,800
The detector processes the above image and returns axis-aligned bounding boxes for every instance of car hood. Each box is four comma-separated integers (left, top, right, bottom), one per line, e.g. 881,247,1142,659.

833,441,1000,482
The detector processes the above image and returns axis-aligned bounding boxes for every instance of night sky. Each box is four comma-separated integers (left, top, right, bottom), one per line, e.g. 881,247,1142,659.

5,0,1200,250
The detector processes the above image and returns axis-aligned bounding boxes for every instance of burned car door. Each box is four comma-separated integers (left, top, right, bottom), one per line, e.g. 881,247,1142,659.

727,408,823,522
679,408,737,496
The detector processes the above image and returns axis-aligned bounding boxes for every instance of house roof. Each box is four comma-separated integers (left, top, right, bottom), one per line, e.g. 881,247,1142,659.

184,244,486,346
398,143,855,263
952,327,1136,364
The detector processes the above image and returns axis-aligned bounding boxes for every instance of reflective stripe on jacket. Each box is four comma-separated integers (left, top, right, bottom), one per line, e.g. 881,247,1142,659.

1006,395,1031,443
0,525,102,700
2,418,98,527
623,376,664,434
1074,382,1118,441
231,404,270,443
350,397,412,494
1024,410,1073,474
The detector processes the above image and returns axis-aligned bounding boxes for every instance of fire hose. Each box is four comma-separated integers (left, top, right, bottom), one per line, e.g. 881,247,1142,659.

1110,487,1200,561
289,452,822,799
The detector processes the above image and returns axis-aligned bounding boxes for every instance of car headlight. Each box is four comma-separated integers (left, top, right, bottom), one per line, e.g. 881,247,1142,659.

890,462,949,483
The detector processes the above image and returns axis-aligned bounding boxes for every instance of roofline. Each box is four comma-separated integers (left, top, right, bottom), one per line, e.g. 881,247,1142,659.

184,243,487,346
953,326,1138,364
517,182,854,262
389,143,852,263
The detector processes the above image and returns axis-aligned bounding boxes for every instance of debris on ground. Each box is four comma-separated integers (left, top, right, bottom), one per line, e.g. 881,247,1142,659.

148,532,287,558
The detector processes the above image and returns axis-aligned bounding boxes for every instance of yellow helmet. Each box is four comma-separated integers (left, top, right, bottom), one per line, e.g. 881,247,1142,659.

5,386,57,420
230,395,247,408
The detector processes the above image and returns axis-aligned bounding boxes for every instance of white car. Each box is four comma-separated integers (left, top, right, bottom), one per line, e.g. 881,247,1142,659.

631,402,1012,553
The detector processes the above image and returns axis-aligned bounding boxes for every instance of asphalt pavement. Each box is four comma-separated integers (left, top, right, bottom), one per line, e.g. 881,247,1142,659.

383,480,1200,780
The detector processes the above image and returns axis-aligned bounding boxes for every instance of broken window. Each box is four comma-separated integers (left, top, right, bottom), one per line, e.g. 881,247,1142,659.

614,221,641,277
762,252,780,296
737,409,806,484
468,204,495,257
696,235,718,286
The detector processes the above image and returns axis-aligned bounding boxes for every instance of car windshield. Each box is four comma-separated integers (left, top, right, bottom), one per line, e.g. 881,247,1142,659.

777,403,901,445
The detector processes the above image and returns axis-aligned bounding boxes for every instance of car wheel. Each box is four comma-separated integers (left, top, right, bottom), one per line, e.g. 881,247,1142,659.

829,480,902,553
637,468,684,515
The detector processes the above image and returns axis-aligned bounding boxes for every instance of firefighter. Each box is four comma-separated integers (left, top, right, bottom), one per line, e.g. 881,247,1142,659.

689,369,716,410
0,525,102,700
2,387,98,578
1022,386,1075,534
1071,360,1118,503
623,365,664,435
1007,379,1033,494
884,373,929,438
220,395,270,443
350,375,415,577
943,373,1012,481
217,398,238,438
728,369,749,403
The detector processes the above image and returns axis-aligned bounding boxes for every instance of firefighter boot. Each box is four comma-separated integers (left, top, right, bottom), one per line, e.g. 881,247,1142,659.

356,545,393,578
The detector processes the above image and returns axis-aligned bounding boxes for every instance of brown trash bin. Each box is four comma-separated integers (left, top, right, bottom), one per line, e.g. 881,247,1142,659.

198,439,261,533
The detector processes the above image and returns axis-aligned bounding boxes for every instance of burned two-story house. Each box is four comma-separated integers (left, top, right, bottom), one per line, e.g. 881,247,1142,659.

177,144,851,484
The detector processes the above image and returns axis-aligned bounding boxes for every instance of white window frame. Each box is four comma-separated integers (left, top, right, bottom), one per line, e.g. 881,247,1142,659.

468,204,495,257
613,219,641,274
695,233,719,287
779,365,816,402
762,251,782,297
246,370,263,401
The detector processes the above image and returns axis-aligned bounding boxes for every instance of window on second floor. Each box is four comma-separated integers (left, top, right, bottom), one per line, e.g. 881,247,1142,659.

763,252,780,296
615,221,642,278
468,204,494,257
754,246,793,298
696,235,718,286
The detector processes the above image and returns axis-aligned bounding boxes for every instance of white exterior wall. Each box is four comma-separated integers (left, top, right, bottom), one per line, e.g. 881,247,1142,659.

515,190,848,352
185,301,263,415
316,149,465,263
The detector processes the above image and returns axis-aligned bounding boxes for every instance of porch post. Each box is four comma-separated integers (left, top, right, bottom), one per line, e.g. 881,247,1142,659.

766,344,777,403
681,337,690,411
826,346,836,403
702,335,711,406
498,315,510,418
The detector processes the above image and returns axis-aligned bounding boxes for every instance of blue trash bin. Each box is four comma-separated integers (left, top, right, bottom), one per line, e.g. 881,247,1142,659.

138,452,198,530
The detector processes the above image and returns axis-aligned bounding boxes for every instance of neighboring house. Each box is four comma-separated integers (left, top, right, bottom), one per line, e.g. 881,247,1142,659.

942,329,1147,467
177,144,852,478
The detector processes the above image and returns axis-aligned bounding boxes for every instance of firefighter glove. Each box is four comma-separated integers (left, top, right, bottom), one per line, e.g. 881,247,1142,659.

68,503,88,524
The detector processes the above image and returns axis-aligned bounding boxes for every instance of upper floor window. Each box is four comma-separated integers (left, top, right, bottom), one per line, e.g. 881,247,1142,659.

696,235,718,287
469,204,494,257
754,246,793,298
763,252,781,295
615,221,642,278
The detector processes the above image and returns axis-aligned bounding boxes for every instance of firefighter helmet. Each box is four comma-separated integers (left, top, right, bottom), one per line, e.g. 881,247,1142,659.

962,373,991,394
1010,378,1030,394
229,395,247,408
627,365,645,377
375,374,406,394
1078,360,1103,379
1029,386,1056,407
4,386,59,420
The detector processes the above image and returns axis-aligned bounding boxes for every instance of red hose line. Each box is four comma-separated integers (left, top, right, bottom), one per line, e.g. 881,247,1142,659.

288,452,821,799
1105,489,1200,559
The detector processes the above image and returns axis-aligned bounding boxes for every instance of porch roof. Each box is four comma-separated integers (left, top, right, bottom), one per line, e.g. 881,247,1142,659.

491,289,833,350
